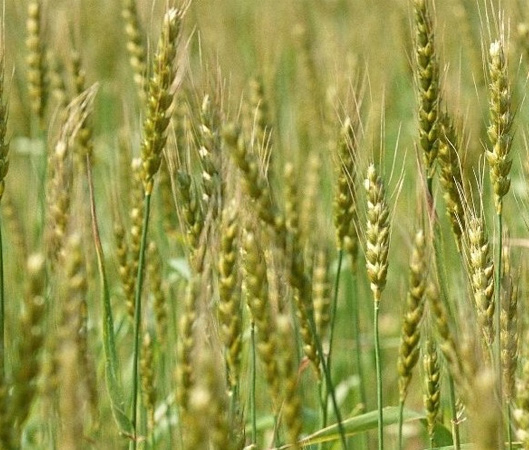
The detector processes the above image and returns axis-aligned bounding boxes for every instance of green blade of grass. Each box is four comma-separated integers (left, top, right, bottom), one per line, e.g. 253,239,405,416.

294,406,424,447
87,155,134,438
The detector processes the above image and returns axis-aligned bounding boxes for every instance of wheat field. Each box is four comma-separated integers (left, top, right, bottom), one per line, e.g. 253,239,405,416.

1,0,529,449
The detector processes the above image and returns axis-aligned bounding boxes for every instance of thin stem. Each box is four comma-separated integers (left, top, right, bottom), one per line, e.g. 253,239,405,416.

349,269,366,407
318,379,327,434
131,192,152,447
374,299,383,450
250,321,257,446
507,404,513,450
0,218,4,381
322,249,343,431
448,375,461,450
496,210,505,449
398,400,404,450
327,249,343,375
307,298,348,449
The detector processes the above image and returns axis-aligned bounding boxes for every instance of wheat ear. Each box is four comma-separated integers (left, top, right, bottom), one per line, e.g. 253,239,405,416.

364,163,390,450
413,0,440,184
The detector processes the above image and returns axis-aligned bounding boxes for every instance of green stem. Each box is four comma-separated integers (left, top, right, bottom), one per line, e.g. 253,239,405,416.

327,249,343,372
349,269,366,408
374,299,383,450
496,210,504,449
448,375,461,450
250,321,257,446
131,193,152,447
507,404,513,450
307,298,348,449
398,400,404,450
0,218,4,381
321,249,344,431
318,379,327,437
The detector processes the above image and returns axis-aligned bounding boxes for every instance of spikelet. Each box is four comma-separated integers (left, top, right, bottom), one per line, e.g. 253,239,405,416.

487,39,513,214
46,50,67,112
217,205,242,390
285,162,319,374
70,48,94,163
243,230,280,401
177,171,204,265
501,246,518,401
426,283,464,387
423,339,440,444
398,230,428,402
26,0,48,126
46,86,98,260
7,253,46,447
277,315,302,449
147,242,167,345
198,94,221,217
2,194,27,264
224,124,285,237
313,248,332,342
514,352,529,446
245,76,273,151
438,113,464,248
364,163,390,303
299,153,321,246
334,116,359,267
413,0,440,178
58,234,89,447
114,217,135,318
140,331,156,433
176,276,199,413
284,162,300,243
122,0,147,99
141,8,184,195
126,157,144,316
465,212,495,347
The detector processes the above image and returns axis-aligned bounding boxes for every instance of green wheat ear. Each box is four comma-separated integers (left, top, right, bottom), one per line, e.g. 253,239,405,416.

413,0,440,181
486,39,513,215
